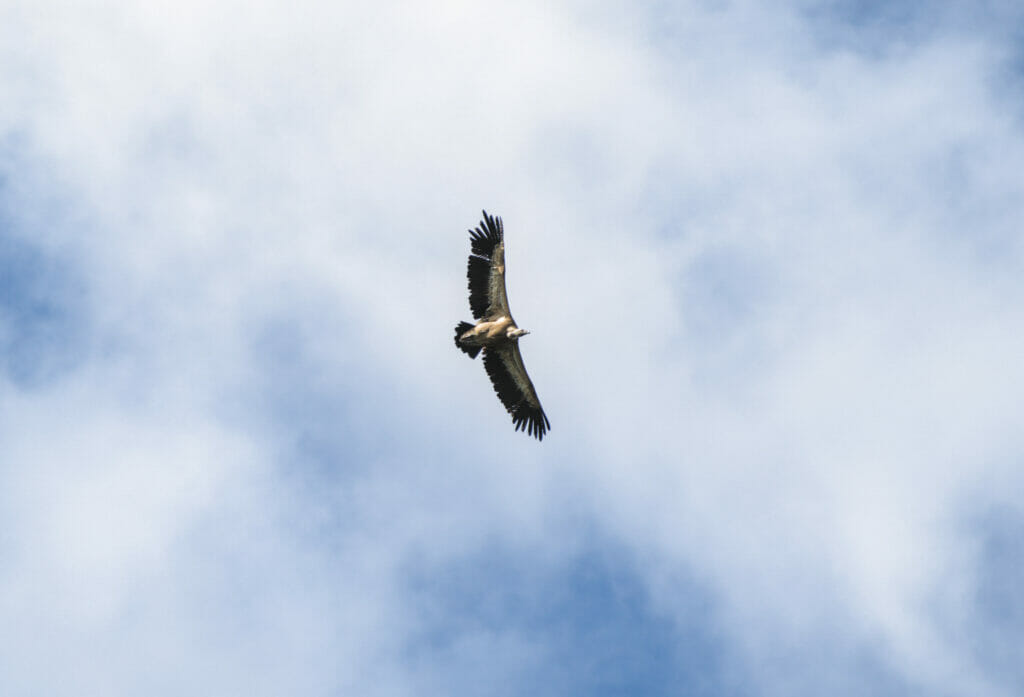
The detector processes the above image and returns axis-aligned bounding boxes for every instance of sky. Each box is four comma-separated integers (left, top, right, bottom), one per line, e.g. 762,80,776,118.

2,0,1024,695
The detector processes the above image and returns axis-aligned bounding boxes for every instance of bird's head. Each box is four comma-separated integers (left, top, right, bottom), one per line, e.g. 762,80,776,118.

509,328,530,340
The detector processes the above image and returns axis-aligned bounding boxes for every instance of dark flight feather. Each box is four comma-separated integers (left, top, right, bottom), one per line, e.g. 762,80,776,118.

465,211,506,319
482,347,550,440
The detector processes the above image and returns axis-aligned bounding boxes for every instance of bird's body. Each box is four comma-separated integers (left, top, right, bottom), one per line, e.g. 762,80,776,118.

454,211,550,440
457,315,520,346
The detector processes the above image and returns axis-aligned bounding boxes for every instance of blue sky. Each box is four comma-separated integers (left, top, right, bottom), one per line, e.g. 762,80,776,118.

3,1,1024,695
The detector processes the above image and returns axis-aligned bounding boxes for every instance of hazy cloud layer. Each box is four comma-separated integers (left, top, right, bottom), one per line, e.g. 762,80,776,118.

2,1,1024,695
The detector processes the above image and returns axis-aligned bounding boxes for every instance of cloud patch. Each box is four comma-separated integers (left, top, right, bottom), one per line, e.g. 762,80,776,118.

3,1,1024,696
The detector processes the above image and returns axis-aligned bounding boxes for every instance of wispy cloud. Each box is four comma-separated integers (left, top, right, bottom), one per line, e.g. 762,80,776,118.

2,1,1024,695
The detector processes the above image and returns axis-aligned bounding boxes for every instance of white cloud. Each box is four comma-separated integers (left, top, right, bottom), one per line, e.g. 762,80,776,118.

2,1,1024,695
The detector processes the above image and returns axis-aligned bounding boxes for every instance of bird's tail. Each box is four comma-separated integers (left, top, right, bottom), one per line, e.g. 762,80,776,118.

454,321,481,359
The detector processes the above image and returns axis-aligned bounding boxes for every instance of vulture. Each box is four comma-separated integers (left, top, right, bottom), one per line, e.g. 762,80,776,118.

454,210,551,440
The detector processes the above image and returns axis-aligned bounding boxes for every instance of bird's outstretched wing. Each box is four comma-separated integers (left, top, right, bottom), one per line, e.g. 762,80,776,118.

466,210,510,320
482,344,550,440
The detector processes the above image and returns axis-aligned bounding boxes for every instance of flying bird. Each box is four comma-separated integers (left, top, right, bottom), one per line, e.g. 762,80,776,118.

454,210,551,440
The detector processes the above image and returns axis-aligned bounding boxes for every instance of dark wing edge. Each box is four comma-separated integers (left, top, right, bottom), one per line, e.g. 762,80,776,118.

466,210,507,319
482,345,551,441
